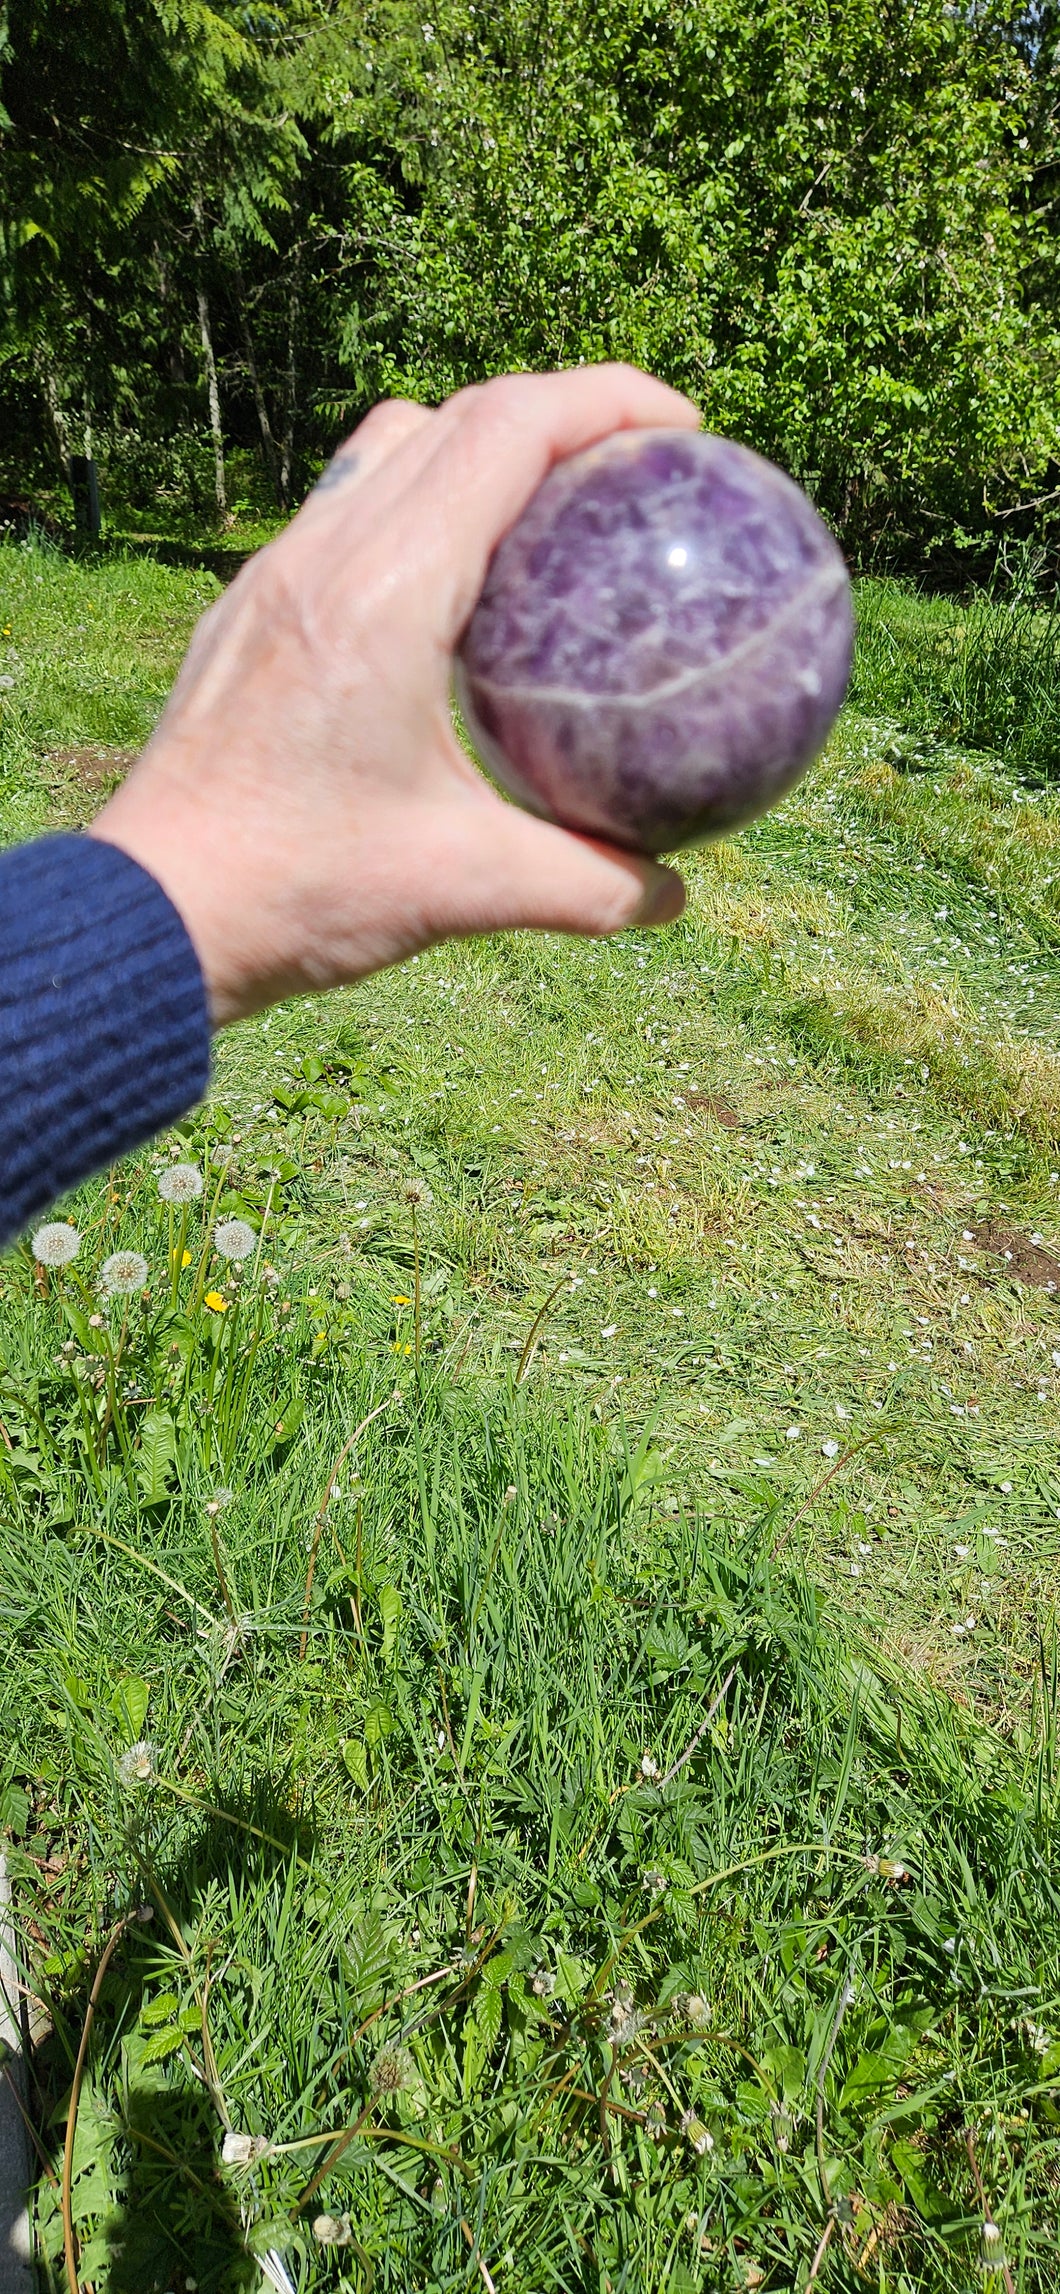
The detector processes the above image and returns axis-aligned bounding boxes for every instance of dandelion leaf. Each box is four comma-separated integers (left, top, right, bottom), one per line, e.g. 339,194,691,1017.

341,1737,370,1790
135,1410,178,1504
376,1582,402,1664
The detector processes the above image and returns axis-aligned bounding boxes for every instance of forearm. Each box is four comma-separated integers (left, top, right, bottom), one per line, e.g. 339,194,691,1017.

0,835,211,1249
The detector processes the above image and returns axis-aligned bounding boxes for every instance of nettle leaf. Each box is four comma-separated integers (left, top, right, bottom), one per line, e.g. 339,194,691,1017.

342,1909,392,2015
141,2025,185,2064
482,1949,517,1990
136,1410,178,1503
140,1991,180,2028
0,1782,29,1838
476,1981,503,2058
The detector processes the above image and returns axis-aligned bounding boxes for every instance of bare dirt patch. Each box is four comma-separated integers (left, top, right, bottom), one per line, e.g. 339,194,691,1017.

967,1220,1060,1290
41,745,135,793
38,746,135,826
683,1092,741,1127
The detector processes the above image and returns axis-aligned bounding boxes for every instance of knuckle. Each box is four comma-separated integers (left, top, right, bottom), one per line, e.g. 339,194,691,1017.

459,373,535,433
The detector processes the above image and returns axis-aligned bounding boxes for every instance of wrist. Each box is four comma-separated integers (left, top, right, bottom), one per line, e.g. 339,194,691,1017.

87,775,286,1028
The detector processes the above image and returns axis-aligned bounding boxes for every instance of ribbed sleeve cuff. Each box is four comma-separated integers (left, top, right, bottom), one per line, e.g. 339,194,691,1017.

0,834,211,1247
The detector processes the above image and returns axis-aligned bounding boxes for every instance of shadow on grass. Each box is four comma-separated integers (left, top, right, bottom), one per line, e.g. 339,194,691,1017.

97,536,256,586
26,1782,314,2294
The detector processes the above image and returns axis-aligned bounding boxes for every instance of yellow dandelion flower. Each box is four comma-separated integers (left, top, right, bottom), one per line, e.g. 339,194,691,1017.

204,1290,228,1312
390,1339,413,1355
171,1247,192,1268
391,1294,412,1306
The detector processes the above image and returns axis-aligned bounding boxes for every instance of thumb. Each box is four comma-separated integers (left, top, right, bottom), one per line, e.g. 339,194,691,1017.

439,802,686,940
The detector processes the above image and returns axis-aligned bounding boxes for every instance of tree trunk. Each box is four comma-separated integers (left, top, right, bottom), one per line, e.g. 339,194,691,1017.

196,282,228,524
234,266,282,507
156,245,185,386
33,345,71,475
278,242,303,512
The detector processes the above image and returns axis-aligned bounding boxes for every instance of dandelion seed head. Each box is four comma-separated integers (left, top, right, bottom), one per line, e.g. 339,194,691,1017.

214,1218,256,1262
221,2130,269,2165
101,1251,149,1297
369,2043,416,2098
158,1163,203,1204
313,2214,354,2246
32,1221,80,1267
606,1984,640,2046
118,1740,158,1787
672,1991,711,2029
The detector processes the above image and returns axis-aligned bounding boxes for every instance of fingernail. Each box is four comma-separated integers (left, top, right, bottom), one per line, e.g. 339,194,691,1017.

632,868,684,928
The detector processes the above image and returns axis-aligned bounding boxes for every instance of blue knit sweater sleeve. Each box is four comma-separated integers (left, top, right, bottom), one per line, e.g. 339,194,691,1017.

0,834,211,1248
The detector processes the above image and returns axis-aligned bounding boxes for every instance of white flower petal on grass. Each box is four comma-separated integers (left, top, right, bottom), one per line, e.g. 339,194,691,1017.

32,1222,80,1267
214,1218,257,1262
158,1163,203,1204
786,1425,802,1442
100,1251,149,1297
821,1439,840,1458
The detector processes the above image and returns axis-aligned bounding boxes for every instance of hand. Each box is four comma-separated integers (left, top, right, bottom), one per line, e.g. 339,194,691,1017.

89,364,699,1025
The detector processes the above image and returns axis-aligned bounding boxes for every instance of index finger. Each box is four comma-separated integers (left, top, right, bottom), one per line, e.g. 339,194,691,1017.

417,364,704,638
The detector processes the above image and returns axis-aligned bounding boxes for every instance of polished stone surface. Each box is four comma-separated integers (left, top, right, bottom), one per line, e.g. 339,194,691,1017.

457,429,853,854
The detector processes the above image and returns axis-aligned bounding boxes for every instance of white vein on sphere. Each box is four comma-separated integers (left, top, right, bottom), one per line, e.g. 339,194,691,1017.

469,560,846,710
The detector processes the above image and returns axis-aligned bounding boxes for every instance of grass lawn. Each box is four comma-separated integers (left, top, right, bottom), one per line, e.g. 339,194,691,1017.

2,535,1060,2291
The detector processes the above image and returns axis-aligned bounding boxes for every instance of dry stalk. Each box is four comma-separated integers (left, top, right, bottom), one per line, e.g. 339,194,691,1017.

460,2218,498,2293
62,1910,147,2294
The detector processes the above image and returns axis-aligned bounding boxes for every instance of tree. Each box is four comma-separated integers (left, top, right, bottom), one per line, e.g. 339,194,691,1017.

1,0,1057,560
326,0,1059,558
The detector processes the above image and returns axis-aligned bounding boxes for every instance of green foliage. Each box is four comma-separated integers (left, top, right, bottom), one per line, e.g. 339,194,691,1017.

1,0,1058,555
339,0,1060,558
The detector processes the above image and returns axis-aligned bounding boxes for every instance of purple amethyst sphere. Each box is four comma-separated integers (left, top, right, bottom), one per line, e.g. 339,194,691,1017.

455,428,853,855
